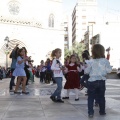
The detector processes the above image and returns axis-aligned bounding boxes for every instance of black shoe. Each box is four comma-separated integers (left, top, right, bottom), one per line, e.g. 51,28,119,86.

80,85,84,90
14,91,21,94
75,98,79,101
22,91,29,95
88,114,94,118
100,112,106,115
13,83,16,86
9,90,14,92
56,99,64,103
50,96,56,102
26,83,29,85
62,97,69,99
95,103,99,107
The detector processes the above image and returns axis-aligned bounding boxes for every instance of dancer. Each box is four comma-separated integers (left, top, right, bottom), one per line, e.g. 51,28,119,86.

40,60,46,83
85,44,112,118
13,48,29,94
50,48,64,103
45,58,52,84
22,47,30,85
9,44,19,92
63,55,82,101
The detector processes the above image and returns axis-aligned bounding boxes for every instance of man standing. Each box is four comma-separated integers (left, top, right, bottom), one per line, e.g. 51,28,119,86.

9,44,19,92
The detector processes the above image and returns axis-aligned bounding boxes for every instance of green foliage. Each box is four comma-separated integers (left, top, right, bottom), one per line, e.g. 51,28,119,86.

64,42,85,60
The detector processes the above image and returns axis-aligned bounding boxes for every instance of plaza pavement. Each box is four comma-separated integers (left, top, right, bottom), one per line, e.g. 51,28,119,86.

0,77,120,120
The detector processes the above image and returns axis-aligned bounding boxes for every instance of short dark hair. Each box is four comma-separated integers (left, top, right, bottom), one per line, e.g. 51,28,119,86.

83,50,90,56
82,52,89,60
92,44,105,59
41,60,44,63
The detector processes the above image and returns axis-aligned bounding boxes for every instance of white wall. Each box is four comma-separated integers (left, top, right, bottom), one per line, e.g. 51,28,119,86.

0,23,64,66
0,0,64,67
93,23,120,68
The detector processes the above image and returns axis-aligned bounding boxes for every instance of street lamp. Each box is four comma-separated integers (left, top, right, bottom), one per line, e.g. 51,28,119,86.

4,36,11,69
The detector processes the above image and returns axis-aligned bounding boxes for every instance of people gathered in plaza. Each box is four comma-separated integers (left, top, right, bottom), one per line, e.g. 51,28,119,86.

7,43,112,118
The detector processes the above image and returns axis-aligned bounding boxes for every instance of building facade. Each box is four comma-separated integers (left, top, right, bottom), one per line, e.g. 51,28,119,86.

83,15,120,68
0,0,64,66
63,14,73,49
72,0,97,43
63,16,69,49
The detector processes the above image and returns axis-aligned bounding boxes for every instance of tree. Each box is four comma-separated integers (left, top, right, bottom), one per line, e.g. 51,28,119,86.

64,48,72,58
64,42,85,60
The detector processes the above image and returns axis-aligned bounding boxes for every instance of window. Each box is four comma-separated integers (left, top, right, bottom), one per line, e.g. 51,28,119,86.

82,16,86,19
82,22,86,25
64,41,68,44
49,14,54,28
64,27,68,31
8,1,20,15
82,28,86,31
64,37,68,41
82,9,86,11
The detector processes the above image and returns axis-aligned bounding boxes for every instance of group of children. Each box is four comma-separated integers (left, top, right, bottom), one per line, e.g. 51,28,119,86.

50,44,112,118
9,43,112,118
39,59,55,84
34,58,55,84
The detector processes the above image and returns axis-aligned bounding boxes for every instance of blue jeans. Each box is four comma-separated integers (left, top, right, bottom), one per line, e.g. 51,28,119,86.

52,77,62,100
88,80,106,115
9,68,15,90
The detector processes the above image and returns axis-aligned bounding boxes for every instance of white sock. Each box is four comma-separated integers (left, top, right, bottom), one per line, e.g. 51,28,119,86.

67,89,70,97
75,88,79,99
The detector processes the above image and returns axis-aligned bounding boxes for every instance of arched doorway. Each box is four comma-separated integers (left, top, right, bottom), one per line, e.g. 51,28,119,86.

0,39,27,68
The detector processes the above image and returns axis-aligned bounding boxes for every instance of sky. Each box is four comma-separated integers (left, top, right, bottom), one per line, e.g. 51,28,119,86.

63,0,120,16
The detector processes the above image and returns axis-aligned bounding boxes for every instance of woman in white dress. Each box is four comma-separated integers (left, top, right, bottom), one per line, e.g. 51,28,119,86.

13,48,29,94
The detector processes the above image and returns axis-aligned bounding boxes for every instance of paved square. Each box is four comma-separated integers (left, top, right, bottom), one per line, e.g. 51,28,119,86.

0,78,120,120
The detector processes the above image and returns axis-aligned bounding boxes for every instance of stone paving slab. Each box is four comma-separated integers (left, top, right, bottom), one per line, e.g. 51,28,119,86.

4,110,45,118
2,118,46,120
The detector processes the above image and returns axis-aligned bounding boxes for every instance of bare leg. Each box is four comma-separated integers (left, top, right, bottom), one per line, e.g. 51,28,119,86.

14,77,21,92
22,76,27,92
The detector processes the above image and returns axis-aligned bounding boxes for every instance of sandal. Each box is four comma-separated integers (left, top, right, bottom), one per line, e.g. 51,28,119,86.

22,91,29,95
62,97,69,99
14,91,21,94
